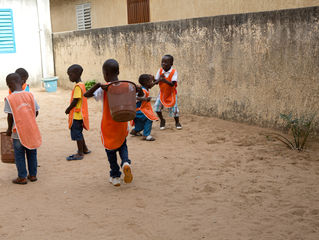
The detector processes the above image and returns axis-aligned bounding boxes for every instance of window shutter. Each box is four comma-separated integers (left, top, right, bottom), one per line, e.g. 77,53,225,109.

76,3,91,30
0,9,15,54
127,0,150,24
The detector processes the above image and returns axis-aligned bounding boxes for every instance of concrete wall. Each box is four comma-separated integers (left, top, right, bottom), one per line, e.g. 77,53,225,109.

0,0,54,87
52,7,319,131
50,0,319,32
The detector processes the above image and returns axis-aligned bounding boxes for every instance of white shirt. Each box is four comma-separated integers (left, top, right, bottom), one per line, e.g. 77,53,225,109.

155,67,178,82
93,87,104,102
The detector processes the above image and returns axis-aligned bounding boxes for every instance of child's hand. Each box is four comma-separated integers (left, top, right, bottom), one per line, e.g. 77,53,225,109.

159,75,166,82
65,108,70,114
101,84,108,91
146,97,152,102
6,128,12,136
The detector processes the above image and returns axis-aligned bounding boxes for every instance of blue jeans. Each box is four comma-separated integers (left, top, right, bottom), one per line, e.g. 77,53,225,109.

134,113,153,136
105,139,131,178
13,139,37,178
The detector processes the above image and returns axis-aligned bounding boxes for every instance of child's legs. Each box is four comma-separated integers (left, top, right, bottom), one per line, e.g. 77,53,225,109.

133,117,145,132
26,148,37,177
13,139,27,178
71,120,85,154
154,97,164,120
118,139,131,167
105,148,121,178
168,96,179,118
143,119,153,137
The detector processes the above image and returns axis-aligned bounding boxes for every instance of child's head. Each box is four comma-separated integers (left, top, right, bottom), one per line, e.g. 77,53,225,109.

15,68,29,84
138,74,154,89
161,54,174,72
6,73,22,92
102,59,119,82
67,64,83,82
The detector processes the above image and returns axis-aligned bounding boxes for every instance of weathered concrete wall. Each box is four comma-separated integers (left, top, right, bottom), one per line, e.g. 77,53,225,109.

53,7,319,131
50,0,319,32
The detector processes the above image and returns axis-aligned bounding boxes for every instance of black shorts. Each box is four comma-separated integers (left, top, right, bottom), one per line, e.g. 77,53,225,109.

70,120,84,141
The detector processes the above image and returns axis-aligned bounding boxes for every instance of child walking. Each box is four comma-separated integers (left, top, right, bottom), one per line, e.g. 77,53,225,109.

65,64,90,161
84,59,133,187
130,74,158,141
154,54,182,130
4,73,41,184
8,68,30,94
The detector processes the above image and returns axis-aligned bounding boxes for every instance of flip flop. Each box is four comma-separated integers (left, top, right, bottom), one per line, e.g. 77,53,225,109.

66,154,84,161
78,150,91,154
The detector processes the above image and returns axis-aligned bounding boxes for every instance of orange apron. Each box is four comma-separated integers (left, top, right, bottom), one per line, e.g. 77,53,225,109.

101,85,128,150
159,68,177,108
9,83,28,95
6,92,42,149
136,88,158,121
68,82,90,130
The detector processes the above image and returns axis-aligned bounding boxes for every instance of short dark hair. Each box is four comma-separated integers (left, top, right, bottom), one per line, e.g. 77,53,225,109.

15,68,29,79
67,64,83,75
138,74,151,86
102,59,119,75
6,73,21,85
163,54,174,64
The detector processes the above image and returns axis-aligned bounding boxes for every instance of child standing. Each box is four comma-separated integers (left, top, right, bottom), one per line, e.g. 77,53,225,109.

65,64,90,161
154,54,182,130
130,74,158,141
8,68,30,94
84,59,133,187
4,73,41,184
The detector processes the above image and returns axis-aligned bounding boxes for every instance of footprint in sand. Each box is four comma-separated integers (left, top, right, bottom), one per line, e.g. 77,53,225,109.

201,184,217,193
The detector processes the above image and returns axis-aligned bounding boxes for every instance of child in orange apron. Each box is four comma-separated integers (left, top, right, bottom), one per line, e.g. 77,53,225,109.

4,73,41,184
130,74,158,141
8,68,30,94
154,54,182,130
84,59,133,187
65,64,90,161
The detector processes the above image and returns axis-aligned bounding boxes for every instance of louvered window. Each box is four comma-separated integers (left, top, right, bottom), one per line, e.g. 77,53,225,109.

0,9,15,54
76,3,91,30
127,0,150,24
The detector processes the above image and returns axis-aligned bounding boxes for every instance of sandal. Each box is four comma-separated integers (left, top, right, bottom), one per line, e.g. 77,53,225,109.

66,154,84,161
77,150,91,154
130,129,142,136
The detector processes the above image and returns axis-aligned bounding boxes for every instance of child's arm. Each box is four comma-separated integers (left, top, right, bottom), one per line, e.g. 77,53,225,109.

84,83,101,98
137,96,152,102
65,98,79,114
6,114,13,136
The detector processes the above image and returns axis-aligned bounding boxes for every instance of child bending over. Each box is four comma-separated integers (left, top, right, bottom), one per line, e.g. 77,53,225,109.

130,74,158,141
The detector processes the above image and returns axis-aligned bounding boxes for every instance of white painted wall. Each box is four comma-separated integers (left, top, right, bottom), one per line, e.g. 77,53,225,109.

0,0,54,88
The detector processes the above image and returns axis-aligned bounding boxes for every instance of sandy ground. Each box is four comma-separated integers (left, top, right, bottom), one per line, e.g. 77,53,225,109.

0,88,318,240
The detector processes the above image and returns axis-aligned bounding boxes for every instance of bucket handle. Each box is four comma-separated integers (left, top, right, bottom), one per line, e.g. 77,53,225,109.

106,80,137,92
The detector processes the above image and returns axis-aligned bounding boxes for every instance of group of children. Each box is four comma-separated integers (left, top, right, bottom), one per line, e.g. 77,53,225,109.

4,54,182,187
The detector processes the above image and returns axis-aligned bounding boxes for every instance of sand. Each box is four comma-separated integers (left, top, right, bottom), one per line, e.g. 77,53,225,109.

0,88,318,240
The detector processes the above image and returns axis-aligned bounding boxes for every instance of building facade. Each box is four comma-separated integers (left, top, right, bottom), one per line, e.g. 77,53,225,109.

50,0,319,32
0,0,54,87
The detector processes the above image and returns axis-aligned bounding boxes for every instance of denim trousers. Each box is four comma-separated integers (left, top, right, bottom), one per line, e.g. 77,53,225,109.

105,139,131,178
134,113,153,137
13,139,37,178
